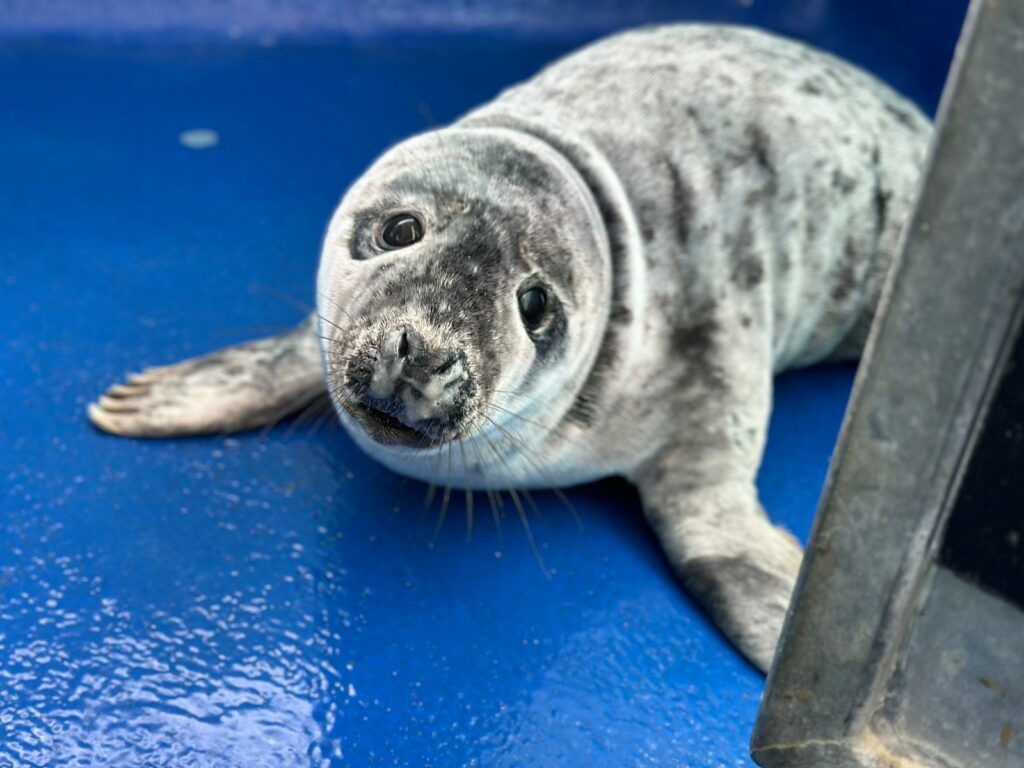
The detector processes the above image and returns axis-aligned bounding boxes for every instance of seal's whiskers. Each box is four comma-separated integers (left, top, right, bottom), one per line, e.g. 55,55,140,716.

480,411,583,530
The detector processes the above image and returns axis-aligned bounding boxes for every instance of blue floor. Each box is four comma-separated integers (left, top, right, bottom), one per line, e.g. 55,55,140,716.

0,16,960,768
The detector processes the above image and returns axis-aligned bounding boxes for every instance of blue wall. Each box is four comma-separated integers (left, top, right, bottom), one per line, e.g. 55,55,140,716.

0,1,968,113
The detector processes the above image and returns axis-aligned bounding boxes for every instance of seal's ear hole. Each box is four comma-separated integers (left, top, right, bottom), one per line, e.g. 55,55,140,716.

517,285,548,331
379,214,423,249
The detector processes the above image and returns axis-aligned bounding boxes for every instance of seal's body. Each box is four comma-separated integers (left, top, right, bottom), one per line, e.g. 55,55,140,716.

89,25,930,671
457,24,928,484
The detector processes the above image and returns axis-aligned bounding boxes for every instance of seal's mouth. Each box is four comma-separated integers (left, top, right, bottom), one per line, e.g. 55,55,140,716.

343,400,455,449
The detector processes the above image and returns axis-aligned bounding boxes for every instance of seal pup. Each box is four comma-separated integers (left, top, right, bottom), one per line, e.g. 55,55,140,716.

89,25,930,672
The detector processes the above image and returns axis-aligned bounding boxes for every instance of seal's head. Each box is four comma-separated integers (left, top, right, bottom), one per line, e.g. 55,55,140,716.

317,127,611,485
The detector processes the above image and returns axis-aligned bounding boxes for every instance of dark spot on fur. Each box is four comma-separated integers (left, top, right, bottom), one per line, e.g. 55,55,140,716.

637,202,659,244
778,251,792,274
711,165,724,195
874,184,890,237
745,188,764,206
748,125,778,198
484,146,559,195
800,78,824,95
831,239,860,303
610,303,632,325
686,106,714,143
189,357,227,375
672,321,726,392
682,555,792,651
731,257,764,290
740,315,752,328
565,392,597,427
728,217,756,271
684,555,791,609
665,160,695,246
805,215,818,240
750,126,773,175
269,347,303,372
884,102,919,130
831,169,857,195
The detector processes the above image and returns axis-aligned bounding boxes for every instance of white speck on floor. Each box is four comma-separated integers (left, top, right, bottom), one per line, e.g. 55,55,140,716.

179,128,220,150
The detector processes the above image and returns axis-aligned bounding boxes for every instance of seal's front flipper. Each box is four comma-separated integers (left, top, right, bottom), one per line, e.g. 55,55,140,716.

638,473,803,674
88,315,326,437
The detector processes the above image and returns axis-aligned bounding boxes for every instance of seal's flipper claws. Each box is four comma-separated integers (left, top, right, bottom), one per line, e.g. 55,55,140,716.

97,393,140,412
87,402,126,435
104,383,149,398
88,314,327,438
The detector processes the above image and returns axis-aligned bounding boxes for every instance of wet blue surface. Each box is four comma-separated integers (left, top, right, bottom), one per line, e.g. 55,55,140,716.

0,10,965,767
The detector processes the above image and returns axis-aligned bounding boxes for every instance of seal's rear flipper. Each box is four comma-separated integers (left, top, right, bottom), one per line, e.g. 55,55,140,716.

88,315,326,437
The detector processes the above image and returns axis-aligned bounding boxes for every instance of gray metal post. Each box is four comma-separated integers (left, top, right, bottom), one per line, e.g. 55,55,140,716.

752,0,1024,765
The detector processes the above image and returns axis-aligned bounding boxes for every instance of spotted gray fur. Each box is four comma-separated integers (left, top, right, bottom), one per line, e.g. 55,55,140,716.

89,25,930,672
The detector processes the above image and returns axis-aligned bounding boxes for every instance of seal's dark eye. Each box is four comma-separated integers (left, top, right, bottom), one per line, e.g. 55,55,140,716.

518,286,548,330
380,214,423,249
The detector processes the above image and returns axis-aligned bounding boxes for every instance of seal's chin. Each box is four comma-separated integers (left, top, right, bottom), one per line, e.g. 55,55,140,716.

342,400,459,449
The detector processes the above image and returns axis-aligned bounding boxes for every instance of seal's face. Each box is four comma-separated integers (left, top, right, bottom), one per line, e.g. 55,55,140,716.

317,128,610,484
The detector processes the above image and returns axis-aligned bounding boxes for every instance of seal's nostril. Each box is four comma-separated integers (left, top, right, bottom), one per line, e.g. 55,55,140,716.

397,329,409,359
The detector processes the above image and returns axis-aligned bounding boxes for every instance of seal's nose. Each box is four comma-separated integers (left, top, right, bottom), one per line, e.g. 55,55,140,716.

365,324,469,427
368,325,420,400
